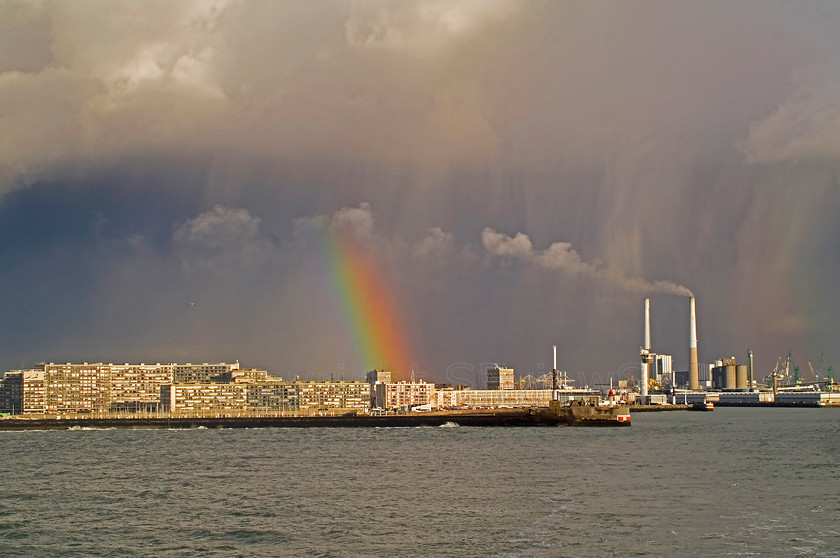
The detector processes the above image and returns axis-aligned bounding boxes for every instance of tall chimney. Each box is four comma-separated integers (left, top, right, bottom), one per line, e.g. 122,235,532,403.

689,296,700,390
641,299,650,397
747,348,754,390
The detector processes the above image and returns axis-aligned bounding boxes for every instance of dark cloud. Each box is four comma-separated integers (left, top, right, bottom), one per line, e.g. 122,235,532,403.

2,1,840,382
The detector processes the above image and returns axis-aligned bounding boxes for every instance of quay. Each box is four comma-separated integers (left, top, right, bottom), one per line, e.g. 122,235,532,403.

0,403,631,430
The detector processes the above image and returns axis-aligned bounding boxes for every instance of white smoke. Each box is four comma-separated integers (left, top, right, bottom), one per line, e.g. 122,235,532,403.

482,228,693,297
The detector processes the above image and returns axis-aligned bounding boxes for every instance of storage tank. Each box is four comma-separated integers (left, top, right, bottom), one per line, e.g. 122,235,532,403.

736,364,748,390
725,365,737,390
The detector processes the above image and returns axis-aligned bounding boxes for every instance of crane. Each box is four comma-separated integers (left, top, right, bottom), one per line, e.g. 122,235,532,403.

821,352,834,390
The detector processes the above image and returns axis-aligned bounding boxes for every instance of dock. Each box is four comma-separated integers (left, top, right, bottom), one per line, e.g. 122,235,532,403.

0,403,631,430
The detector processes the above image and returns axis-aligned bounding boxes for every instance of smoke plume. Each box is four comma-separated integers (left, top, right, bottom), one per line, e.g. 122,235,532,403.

482,228,693,297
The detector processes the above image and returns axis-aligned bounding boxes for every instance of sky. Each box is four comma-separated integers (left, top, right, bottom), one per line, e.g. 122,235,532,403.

2,0,840,385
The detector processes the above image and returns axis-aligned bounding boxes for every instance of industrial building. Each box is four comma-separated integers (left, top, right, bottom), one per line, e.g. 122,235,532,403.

710,357,751,390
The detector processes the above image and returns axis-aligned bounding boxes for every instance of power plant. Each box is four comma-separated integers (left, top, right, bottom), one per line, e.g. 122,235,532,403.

634,296,840,407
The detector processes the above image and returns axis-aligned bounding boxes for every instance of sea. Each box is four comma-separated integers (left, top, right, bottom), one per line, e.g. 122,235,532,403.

1,407,838,557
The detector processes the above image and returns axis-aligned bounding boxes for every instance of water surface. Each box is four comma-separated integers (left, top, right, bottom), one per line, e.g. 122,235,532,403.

1,407,838,556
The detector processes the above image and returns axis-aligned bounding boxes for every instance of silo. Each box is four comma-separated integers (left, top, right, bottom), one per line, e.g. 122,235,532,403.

736,365,748,390
725,365,737,390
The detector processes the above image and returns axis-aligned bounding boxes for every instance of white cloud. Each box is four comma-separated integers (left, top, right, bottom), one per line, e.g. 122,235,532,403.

481,228,533,258
482,228,692,296
173,205,271,271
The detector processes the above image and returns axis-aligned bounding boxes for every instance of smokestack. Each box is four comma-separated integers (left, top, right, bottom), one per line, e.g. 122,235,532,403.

748,348,754,389
553,344,557,372
641,299,650,398
552,345,558,393
689,296,700,390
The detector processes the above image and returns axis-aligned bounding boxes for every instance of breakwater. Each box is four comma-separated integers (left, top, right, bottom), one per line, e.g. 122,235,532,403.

0,405,631,430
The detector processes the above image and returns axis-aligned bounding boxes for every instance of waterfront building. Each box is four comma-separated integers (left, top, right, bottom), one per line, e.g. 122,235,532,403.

162,383,248,414
109,364,174,412
244,382,298,412
487,365,515,390
231,368,279,384
456,388,552,408
0,372,20,413
1,361,566,416
160,378,368,415
433,386,459,408
375,381,435,410
366,370,392,408
296,381,370,414
0,371,34,413
44,363,111,413
21,370,46,413
172,362,240,383
1,362,246,414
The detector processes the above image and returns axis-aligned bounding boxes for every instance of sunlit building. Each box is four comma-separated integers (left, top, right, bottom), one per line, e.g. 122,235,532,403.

375,381,435,410
296,381,370,414
44,363,111,413
487,365,515,390
172,362,240,383
455,389,552,408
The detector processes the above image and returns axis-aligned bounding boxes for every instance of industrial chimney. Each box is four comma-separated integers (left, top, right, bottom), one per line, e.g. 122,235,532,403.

689,296,700,390
640,298,651,398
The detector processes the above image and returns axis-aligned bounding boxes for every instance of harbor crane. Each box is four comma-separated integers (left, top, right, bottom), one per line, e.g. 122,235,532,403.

821,352,834,390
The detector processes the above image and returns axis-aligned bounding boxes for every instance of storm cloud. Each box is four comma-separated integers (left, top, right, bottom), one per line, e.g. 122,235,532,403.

2,1,840,382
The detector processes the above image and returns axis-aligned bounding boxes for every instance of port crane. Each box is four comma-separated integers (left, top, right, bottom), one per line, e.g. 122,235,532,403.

821,352,835,391
808,361,818,381
764,354,790,394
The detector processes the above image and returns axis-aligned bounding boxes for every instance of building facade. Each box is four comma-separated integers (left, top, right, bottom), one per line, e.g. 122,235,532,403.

1,362,245,414
172,362,240,384
366,370,393,408
109,364,174,412
44,363,111,413
487,366,515,390
296,381,370,414
375,381,435,410
161,379,369,415
456,389,553,408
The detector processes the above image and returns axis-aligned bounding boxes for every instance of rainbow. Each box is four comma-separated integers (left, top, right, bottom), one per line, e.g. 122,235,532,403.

322,226,414,378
